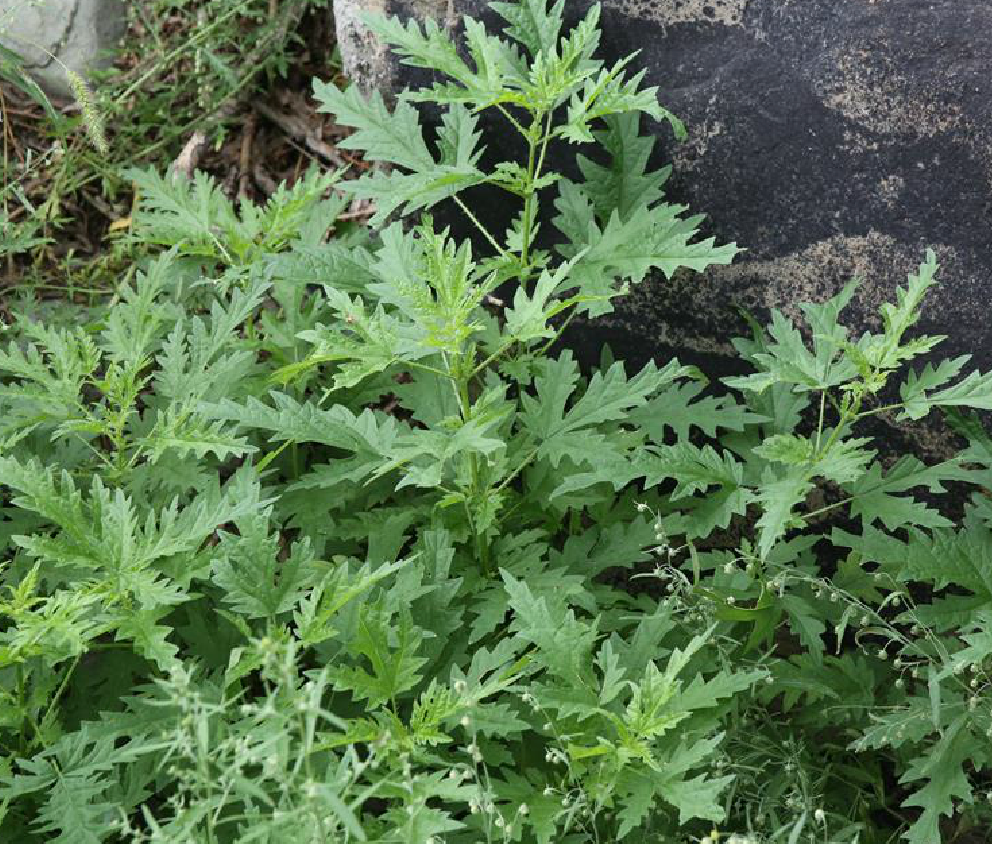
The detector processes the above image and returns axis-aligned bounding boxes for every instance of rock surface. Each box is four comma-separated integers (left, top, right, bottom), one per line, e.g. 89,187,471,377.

334,0,992,380
1,0,126,96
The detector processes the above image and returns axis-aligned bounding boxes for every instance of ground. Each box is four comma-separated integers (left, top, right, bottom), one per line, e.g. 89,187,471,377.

2,0,362,298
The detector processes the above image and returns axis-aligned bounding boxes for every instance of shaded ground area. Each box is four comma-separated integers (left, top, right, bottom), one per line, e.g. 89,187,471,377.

1,0,365,297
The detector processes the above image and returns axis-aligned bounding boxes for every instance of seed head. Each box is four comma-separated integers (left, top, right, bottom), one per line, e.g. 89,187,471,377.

65,70,109,156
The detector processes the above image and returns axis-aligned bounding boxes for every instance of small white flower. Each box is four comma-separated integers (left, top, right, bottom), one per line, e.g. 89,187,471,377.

460,715,471,728
723,562,735,574
814,808,826,823
518,803,529,816
636,502,649,512
454,679,467,694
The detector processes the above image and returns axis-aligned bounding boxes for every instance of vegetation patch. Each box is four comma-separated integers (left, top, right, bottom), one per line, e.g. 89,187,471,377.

2,2,992,843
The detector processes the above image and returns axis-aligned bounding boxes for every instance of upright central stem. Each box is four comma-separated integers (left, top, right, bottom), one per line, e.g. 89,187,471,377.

449,350,492,575
520,109,554,280
520,136,538,271
519,108,550,274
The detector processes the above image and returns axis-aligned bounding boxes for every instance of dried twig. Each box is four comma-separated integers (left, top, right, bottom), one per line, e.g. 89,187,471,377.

170,131,207,179
254,100,346,167
238,112,256,198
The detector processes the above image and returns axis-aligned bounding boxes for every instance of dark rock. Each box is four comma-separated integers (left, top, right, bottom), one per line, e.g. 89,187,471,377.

333,0,992,380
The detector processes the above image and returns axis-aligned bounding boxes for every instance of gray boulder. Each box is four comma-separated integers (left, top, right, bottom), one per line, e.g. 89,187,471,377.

1,0,126,97
333,0,992,380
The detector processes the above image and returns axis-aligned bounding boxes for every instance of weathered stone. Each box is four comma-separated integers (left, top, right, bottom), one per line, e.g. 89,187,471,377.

333,0,992,380
0,0,126,97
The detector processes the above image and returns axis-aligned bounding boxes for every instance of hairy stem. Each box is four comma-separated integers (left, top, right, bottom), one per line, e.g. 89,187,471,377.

453,194,509,260
520,117,541,271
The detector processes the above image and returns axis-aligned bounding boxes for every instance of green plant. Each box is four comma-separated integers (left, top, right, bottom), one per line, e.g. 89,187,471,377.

650,251,992,844
4,1,992,842
0,2,755,841
2,0,328,291
1,41,59,268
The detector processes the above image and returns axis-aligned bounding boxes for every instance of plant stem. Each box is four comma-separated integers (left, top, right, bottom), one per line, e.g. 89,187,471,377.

535,109,554,182
520,119,540,271
814,391,826,453
520,110,555,279
453,194,509,259
804,496,853,522
445,351,492,575
855,402,906,420
495,104,528,139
